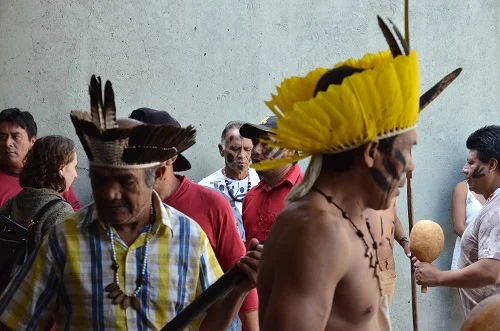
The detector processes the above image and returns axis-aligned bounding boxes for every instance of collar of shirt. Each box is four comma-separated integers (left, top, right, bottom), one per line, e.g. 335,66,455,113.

80,190,174,237
257,164,302,192
485,187,500,205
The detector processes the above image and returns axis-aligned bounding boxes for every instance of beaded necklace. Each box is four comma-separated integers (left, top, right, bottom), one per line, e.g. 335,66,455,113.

104,204,154,310
223,168,251,203
312,187,383,297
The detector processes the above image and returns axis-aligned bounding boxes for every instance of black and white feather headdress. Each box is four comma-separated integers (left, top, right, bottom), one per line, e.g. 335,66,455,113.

70,75,196,169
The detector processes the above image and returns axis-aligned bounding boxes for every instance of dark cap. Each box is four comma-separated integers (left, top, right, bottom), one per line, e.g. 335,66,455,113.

240,116,277,139
129,108,192,172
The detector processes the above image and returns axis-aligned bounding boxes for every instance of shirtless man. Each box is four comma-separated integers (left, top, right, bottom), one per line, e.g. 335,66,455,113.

254,17,459,331
365,201,411,304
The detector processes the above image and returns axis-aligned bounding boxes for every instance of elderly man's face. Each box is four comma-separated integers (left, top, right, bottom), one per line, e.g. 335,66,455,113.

220,127,253,173
90,166,153,225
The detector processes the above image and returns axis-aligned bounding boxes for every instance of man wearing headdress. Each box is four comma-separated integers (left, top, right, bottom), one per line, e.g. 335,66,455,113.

129,108,259,331
0,76,261,330
255,17,461,331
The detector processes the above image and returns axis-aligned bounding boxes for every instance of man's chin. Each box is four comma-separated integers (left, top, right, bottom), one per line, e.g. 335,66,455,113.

97,209,131,224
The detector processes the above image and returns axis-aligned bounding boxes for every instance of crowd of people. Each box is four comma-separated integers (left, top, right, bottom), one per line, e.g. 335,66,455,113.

0,16,499,331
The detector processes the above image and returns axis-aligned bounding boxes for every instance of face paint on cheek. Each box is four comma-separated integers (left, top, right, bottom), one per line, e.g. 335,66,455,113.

394,149,407,169
369,168,390,192
268,148,284,160
225,153,235,165
382,158,399,179
472,166,486,178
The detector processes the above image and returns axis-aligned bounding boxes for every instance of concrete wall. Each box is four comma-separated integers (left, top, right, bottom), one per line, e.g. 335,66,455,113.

2,0,500,329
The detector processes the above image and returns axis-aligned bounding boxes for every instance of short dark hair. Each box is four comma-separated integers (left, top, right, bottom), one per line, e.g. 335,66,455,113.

466,125,500,165
20,135,76,192
315,66,395,172
221,121,245,144
0,108,37,139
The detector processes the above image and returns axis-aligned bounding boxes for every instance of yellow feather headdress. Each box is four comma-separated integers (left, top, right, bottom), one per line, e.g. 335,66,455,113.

252,16,461,171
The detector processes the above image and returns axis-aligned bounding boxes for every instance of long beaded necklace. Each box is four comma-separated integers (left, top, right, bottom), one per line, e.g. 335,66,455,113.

104,205,154,310
223,168,251,203
312,187,383,297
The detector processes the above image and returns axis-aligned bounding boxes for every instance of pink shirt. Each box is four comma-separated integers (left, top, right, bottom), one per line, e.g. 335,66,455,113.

0,168,80,211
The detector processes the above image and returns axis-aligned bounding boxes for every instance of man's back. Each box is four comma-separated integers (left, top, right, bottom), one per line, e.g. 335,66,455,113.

258,193,390,331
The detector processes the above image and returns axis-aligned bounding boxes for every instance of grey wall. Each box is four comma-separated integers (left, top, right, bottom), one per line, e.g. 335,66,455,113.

2,0,500,330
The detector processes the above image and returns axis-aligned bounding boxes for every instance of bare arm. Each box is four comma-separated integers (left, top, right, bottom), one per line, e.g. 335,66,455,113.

393,203,411,257
416,211,500,288
451,181,468,237
200,291,247,331
415,258,500,288
239,311,259,331
260,213,350,331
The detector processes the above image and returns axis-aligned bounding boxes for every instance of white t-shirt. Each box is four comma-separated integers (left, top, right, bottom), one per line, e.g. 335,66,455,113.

199,168,260,242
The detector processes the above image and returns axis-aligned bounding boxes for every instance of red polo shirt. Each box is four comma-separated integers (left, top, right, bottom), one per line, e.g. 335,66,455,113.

0,167,80,210
163,175,258,313
243,164,303,245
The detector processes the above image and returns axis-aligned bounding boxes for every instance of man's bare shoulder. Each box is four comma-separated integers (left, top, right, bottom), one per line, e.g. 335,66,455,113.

268,197,351,254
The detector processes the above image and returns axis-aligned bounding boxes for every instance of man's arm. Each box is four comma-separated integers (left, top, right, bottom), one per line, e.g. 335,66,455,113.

393,211,411,257
260,213,350,331
239,311,259,331
415,258,500,288
416,211,500,288
199,239,262,331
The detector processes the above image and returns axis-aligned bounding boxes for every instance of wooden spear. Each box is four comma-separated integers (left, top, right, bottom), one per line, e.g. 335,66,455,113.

404,1,420,330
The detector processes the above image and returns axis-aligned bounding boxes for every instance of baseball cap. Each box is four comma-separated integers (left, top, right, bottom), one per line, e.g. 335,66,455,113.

129,108,192,172
240,116,278,139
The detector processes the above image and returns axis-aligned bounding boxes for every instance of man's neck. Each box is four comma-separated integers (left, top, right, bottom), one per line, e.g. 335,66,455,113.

224,166,249,181
156,171,181,201
262,164,293,189
484,177,500,200
313,169,367,226
0,161,22,175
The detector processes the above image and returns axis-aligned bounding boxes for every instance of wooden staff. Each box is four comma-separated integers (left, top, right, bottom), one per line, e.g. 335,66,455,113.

404,1,419,330
407,171,419,331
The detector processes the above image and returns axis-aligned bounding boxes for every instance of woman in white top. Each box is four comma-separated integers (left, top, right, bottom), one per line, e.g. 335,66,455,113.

451,177,484,270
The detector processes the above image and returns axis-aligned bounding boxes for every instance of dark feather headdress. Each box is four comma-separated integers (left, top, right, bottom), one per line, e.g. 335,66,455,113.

377,16,462,112
70,75,196,168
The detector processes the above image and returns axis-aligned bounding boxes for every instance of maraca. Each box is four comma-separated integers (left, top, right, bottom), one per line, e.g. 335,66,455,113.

410,219,444,293
461,294,500,331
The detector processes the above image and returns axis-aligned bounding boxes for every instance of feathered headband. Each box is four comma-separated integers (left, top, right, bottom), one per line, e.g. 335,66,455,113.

251,16,461,170
70,75,196,169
